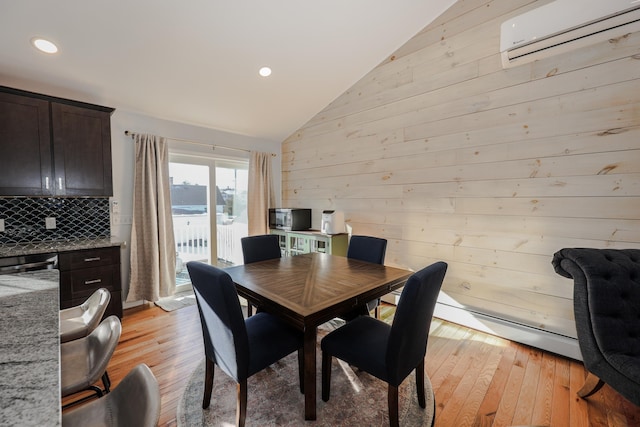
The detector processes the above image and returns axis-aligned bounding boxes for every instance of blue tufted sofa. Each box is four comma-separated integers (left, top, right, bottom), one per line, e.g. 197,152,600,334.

552,248,640,406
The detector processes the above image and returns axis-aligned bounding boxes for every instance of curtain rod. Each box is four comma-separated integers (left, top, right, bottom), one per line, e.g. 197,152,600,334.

124,130,276,156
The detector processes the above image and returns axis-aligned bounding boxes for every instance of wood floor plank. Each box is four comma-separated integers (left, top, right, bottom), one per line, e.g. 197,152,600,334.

426,326,474,393
425,321,470,379
438,332,498,424
586,388,610,427
530,351,556,426
61,301,640,427
472,340,518,427
550,356,571,426
492,345,530,426
569,361,592,426
512,346,545,425
621,396,640,427
452,335,506,427
603,384,630,427
430,328,476,413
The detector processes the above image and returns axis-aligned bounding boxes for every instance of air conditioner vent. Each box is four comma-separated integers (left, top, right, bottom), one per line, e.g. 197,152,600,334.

500,0,640,68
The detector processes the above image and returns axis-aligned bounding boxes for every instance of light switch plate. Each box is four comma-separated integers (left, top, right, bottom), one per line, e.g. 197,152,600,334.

45,217,56,229
0,219,4,232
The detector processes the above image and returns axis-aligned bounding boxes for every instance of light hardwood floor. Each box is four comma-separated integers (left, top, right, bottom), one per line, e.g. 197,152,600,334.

72,302,640,427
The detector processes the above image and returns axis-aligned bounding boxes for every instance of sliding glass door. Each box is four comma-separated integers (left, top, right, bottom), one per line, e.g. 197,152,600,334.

214,164,249,266
169,155,248,291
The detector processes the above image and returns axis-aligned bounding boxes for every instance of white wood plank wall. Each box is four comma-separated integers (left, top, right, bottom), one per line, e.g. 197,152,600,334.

281,0,640,342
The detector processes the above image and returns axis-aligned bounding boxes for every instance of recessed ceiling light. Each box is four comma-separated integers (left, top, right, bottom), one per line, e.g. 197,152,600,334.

259,66,272,77
31,37,58,54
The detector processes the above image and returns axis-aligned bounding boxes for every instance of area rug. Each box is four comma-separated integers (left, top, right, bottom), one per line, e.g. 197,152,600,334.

155,290,197,312
155,290,251,313
177,325,435,426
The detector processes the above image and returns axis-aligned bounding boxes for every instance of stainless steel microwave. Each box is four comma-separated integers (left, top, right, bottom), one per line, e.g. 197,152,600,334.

269,208,312,231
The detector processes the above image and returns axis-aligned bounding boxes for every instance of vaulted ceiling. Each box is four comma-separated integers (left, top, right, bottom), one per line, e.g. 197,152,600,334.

0,1,454,141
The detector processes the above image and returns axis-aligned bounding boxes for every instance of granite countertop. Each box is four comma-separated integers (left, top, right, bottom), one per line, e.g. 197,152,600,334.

0,269,60,426
0,236,124,258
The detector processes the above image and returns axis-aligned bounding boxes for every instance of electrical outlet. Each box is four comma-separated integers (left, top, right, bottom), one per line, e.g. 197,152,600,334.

0,219,4,233
112,215,133,225
45,217,57,229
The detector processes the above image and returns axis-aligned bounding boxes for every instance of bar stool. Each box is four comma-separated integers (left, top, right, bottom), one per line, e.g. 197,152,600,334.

62,364,161,427
60,288,111,343
61,315,121,408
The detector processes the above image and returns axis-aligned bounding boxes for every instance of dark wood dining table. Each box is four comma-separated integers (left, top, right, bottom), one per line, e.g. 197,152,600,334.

224,252,412,421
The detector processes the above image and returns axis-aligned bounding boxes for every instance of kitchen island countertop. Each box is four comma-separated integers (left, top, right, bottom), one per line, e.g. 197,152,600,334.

0,236,124,258
0,269,60,426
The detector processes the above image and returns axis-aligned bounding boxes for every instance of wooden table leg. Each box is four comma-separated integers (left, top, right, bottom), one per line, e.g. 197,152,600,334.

303,326,317,420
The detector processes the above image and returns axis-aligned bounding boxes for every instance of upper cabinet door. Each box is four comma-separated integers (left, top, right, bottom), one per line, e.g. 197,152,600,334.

51,102,113,196
0,91,53,196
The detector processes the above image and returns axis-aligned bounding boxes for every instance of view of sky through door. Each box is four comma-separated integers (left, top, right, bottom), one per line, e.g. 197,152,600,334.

169,159,249,288
170,162,210,288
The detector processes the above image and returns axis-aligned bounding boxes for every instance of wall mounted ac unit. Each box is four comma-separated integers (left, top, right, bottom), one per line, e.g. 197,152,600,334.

500,0,640,68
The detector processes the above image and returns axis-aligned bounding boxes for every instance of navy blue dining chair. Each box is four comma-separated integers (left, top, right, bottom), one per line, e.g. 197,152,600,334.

240,234,282,316
241,234,281,264
341,235,388,320
321,261,447,427
186,261,304,427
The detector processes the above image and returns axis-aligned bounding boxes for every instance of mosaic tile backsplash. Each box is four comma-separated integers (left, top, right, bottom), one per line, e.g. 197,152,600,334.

0,197,110,246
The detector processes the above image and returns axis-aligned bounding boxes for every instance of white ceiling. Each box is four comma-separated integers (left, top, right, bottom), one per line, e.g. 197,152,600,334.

0,1,454,142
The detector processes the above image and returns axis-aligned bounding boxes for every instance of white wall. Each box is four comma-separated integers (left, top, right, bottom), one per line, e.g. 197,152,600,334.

109,110,281,300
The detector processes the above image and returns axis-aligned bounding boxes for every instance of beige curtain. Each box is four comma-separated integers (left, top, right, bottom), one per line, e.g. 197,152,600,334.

247,151,275,235
127,133,176,302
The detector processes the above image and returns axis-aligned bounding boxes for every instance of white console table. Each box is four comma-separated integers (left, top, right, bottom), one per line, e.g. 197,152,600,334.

269,229,348,257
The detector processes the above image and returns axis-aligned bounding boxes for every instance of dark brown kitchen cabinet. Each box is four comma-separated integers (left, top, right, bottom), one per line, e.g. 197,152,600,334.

0,86,114,197
51,102,113,196
0,91,52,196
59,246,123,319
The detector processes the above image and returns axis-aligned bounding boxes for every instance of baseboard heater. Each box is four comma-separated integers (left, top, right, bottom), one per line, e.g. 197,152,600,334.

433,302,582,361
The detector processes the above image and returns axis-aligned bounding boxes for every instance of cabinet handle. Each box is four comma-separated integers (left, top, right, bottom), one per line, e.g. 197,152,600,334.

45,176,50,189
58,177,63,190
84,257,101,262
84,279,102,285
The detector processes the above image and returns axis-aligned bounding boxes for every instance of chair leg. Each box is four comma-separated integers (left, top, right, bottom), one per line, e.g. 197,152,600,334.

322,351,332,402
578,371,606,399
430,395,436,427
61,386,103,410
416,359,426,408
202,358,215,409
247,304,253,317
237,380,248,427
374,305,380,319
297,348,305,394
89,384,104,398
388,384,399,427
102,371,111,394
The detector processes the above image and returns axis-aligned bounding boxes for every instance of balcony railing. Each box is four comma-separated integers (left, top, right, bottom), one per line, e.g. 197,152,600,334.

173,214,247,273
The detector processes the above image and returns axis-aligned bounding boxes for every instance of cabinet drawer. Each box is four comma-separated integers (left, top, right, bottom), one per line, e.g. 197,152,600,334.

58,247,118,270
60,265,118,300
